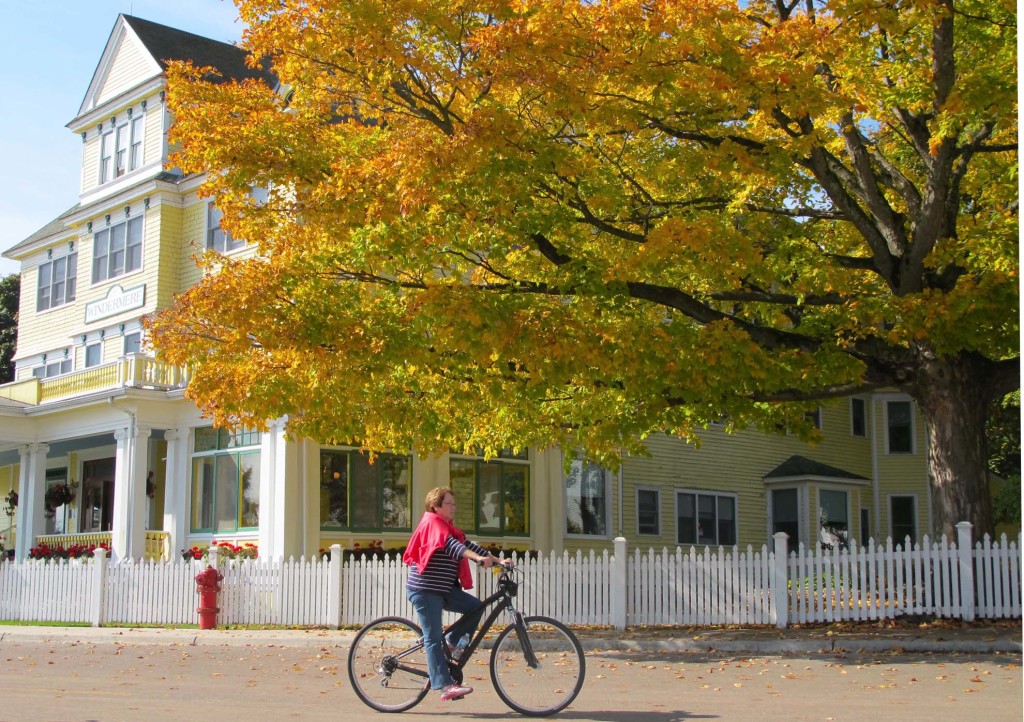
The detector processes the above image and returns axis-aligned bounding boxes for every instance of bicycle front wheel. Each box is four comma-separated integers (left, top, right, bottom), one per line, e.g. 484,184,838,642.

348,616,429,713
490,615,586,717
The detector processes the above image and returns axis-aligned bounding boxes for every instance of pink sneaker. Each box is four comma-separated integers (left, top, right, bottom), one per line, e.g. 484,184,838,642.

440,683,473,701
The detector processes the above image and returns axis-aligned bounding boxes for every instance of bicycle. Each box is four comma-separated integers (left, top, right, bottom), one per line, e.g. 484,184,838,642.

347,564,586,717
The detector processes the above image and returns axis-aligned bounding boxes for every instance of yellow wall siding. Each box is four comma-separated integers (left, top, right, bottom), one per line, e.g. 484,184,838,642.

143,102,164,169
606,397,929,553
872,397,931,540
179,198,207,290
81,134,100,194
14,251,82,364
155,205,184,305
97,34,158,105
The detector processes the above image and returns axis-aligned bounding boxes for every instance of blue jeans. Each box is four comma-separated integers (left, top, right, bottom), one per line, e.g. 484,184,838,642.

407,587,485,690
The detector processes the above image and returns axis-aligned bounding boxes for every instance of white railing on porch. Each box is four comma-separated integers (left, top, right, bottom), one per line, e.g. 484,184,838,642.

0,525,1019,629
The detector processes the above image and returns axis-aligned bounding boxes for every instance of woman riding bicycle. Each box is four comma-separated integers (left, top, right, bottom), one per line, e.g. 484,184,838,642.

403,486,510,701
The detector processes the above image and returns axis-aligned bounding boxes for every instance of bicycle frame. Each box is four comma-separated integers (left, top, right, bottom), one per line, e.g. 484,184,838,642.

389,569,539,683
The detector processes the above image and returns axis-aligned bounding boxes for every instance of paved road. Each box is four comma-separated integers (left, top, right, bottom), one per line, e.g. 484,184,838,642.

0,636,1019,722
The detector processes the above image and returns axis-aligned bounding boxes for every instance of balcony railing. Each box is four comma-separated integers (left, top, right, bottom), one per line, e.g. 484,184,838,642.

0,355,189,406
34,531,171,561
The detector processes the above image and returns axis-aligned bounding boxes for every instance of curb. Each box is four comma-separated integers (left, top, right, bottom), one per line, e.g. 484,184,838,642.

0,626,1019,655
581,637,1024,655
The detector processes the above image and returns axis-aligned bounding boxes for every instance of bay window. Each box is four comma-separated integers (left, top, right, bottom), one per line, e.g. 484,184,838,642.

818,488,849,550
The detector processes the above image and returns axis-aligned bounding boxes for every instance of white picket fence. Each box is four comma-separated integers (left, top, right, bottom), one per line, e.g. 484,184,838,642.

0,524,1019,628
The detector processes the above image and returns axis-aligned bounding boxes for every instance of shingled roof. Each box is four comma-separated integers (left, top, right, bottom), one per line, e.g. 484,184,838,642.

123,15,275,87
763,455,868,482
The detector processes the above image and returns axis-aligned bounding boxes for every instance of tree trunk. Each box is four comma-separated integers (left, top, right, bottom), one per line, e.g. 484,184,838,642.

914,352,995,540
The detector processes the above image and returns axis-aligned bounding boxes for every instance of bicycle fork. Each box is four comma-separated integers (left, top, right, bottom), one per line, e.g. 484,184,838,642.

511,611,541,669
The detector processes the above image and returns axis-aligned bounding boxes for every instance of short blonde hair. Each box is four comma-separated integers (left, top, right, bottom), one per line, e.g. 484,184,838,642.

425,486,454,513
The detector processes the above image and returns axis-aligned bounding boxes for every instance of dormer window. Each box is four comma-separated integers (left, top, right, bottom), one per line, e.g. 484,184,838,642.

99,111,145,184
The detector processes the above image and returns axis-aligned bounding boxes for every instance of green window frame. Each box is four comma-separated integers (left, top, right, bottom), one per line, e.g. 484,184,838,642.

190,428,261,533
319,449,412,532
448,450,529,537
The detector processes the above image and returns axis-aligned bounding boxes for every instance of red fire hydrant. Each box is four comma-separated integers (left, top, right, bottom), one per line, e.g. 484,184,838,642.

195,565,223,630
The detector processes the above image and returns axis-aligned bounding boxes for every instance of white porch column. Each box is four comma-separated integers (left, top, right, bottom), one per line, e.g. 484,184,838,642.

111,425,151,561
162,427,190,559
259,419,303,560
15,443,49,562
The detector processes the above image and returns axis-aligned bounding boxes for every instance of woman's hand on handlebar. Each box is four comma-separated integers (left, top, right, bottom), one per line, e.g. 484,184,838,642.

475,555,514,570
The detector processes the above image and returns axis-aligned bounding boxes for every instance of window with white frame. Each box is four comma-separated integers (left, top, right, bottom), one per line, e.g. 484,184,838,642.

677,490,736,546
637,488,660,535
565,459,609,536
818,488,849,550
99,112,144,184
32,355,72,379
851,397,867,437
85,342,102,367
92,216,143,283
886,400,914,454
37,252,78,311
123,332,141,355
770,488,800,547
890,495,917,545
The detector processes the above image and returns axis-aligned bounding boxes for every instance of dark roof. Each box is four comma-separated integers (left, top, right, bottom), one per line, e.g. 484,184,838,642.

3,205,81,259
763,455,868,481
123,15,276,87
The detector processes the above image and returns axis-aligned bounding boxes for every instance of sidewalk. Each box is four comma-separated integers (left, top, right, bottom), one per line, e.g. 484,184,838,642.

1,620,1019,655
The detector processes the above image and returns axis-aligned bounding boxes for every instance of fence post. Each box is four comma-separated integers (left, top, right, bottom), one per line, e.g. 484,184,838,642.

771,532,789,629
610,537,627,629
328,544,342,629
208,545,220,569
956,522,975,622
90,549,107,627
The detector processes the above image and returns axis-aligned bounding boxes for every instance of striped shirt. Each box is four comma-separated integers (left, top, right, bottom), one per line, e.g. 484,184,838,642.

406,536,489,594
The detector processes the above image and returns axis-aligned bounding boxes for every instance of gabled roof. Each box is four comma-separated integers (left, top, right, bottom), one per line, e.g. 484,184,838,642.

2,205,81,260
76,14,275,120
763,455,868,482
122,15,275,86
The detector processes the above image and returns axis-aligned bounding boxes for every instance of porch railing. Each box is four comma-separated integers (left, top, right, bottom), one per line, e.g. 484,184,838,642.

33,531,171,561
0,355,190,406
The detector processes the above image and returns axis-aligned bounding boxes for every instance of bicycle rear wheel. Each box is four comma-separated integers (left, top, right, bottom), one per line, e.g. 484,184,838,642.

348,616,429,713
489,615,586,716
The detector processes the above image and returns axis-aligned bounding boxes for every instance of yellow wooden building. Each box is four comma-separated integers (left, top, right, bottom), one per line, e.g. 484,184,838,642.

0,15,932,563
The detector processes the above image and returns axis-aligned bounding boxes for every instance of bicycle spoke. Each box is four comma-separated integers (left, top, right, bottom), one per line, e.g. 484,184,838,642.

348,617,429,713
490,615,586,716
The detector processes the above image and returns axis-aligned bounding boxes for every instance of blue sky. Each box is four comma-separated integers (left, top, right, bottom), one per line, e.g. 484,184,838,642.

0,1,245,276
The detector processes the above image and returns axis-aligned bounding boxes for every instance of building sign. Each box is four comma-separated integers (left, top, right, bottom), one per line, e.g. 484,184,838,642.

85,284,146,324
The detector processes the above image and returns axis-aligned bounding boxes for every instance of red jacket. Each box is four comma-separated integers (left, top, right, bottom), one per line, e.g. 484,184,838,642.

403,511,474,590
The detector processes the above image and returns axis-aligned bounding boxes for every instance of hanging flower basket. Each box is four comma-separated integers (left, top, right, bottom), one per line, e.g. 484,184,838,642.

44,483,75,517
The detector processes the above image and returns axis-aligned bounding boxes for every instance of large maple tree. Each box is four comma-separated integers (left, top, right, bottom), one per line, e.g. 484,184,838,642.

149,0,1018,537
